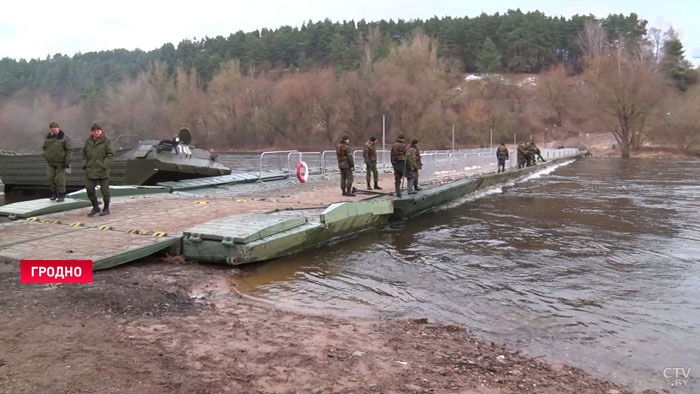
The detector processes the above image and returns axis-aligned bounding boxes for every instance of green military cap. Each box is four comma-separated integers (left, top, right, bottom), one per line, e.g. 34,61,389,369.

49,121,59,128
90,123,102,131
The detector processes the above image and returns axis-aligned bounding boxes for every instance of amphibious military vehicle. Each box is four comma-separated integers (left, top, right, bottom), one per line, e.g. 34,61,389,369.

0,128,231,192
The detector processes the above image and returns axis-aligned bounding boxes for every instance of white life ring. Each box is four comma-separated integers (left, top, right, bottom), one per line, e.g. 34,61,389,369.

296,161,309,183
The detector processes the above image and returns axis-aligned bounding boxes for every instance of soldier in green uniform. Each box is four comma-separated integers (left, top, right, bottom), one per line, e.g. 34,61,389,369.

496,142,509,173
517,142,528,168
363,136,381,190
408,139,422,192
42,121,72,202
336,135,355,196
530,142,546,163
82,123,114,216
390,135,408,197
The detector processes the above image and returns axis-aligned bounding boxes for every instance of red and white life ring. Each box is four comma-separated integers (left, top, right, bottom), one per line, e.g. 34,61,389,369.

296,161,309,183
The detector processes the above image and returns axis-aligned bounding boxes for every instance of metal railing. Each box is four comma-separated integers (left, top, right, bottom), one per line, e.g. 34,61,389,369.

287,151,323,174
256,147,580,182
258,150,298,180
417,148,580,182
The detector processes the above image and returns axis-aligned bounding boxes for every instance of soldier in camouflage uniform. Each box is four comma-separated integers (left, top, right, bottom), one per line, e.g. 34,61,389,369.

42,121,72,202
390,134,408,198
363,136,381,190
408,139,422,192
336,135,355,196
82,123,115,216
496,142,509,173
530,142,546,163
517,142,528,168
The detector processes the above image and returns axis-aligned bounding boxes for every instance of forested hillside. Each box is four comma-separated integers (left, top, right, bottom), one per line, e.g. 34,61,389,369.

0,11,648,99
0,10,698,155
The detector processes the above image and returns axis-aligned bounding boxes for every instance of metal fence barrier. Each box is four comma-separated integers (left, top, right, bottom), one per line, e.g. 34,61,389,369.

259,147,580,182
258,150,298,180
287,152,323,174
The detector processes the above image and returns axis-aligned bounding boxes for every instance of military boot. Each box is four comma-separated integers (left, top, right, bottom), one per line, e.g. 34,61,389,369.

100,200,110,216
87,199,101,217
56,192,65,202
346,186,356,197
374,182,382,190
49,191,57,201
367,181,372,190
394,182,402,198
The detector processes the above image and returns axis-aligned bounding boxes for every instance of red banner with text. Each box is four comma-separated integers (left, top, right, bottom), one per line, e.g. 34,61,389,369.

20,260,93,283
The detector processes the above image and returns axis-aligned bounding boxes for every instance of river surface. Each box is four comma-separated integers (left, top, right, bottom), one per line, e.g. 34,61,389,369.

1,156,698,391
231,158,700,392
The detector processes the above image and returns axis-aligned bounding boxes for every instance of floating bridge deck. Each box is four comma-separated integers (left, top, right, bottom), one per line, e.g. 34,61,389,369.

0,156,582,270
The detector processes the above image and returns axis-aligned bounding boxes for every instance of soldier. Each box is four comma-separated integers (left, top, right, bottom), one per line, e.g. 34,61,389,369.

363,136,381,190
336,135,355,196
408,139,422,192
83,123,114,216
496,142,509,173
42,121,72,202
517,142,528,169
390,134,408,197
526,141,540,166
530,142,546,163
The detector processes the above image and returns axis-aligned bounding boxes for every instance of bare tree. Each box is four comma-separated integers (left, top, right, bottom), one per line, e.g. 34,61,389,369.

311,69,346,145
166,67,211,143
578,21,607,61
371,32,452,138
654,93,700,153
583,54,667,157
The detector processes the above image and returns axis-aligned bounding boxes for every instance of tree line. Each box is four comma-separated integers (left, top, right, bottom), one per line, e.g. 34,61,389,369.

0,11,698,156
0,11,653,99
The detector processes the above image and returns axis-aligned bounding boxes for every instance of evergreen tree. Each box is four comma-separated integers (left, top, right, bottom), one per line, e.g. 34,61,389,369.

662,38,695,91
476,37,502,73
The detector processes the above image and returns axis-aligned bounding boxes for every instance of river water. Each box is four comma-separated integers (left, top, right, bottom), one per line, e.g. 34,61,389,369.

231,158,700,392
2,156,698,391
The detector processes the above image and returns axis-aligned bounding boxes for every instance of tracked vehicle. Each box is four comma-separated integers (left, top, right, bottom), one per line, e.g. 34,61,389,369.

0,128,230,192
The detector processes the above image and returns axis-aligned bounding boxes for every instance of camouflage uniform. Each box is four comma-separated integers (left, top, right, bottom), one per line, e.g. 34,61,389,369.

531,143,546,163
363,139,381,189
404,145,418,194
336,138,355,196
42,127,72,200
496,144,509,173
517,143,528,168
526,142,538,166
408,140,422,192
82,125,114,216
390,136,408,197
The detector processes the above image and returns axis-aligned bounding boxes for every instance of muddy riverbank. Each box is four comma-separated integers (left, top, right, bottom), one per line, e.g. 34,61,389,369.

0,259,651,394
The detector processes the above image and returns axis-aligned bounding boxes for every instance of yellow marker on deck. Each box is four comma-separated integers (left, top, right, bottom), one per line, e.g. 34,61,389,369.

69,222,83,227
152,232,168,237
194,201,209,205
235,199,250,203
26,217,39,222
98,225,112,231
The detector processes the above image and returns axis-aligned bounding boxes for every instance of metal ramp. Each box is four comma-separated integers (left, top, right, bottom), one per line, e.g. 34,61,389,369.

0,220,178,270
0,199,91,219
183,213,308,243
158,170,288,191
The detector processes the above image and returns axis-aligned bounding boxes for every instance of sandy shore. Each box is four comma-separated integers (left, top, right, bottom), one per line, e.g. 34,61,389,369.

0,258,662,394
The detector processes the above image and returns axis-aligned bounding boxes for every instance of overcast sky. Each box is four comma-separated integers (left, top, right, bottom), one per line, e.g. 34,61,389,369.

1,0,698,65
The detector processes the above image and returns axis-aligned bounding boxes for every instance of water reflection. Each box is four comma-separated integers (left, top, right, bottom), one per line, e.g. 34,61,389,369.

235,158,700,392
